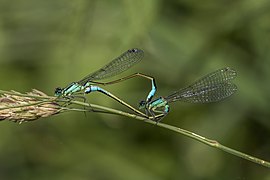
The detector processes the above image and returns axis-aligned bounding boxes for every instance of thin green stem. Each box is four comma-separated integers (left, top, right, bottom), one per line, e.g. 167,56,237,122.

154,123,270,168
67,99,270,168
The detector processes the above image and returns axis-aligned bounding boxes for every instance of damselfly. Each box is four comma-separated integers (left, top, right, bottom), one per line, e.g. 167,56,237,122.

139,67,237,121
55,48,157,117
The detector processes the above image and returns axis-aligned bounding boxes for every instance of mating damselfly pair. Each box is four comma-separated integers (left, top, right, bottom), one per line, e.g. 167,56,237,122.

55,48,237,121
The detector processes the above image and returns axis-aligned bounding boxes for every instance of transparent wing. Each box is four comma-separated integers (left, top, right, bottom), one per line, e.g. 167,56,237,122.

165,67,237,103
78,48,144,85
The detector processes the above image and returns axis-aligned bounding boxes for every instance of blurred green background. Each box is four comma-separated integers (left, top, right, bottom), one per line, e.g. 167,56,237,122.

0,0,270,179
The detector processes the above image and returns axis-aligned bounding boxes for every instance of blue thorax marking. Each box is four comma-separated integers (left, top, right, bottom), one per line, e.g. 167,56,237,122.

148,97,170,113
84,82,91,87
149,97,165,108
63,82,84,95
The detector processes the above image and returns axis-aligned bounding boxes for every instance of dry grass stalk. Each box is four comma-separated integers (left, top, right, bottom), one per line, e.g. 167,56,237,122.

0,89,61,123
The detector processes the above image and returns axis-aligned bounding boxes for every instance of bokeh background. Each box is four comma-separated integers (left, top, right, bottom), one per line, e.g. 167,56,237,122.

0,0,270,179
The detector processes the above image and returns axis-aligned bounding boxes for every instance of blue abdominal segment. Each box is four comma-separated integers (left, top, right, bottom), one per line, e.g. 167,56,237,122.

146,79,157,102
85,86,103,94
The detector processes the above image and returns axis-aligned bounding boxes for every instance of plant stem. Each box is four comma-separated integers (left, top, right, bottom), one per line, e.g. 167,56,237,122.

1,90,269,168
68,99,270,168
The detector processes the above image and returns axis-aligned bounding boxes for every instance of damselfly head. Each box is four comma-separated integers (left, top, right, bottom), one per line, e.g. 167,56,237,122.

139,100,146,109
54,87,63,97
